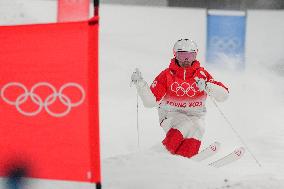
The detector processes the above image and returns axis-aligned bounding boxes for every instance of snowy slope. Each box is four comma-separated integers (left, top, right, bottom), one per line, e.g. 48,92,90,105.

100,4,284,189
1,1,284,189
103,145,284,189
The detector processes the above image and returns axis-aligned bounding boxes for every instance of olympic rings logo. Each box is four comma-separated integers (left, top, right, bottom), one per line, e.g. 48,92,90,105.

210,144,217,152
210,36,241,52
170,82,198,97
234,148,245,157
1,82,85,117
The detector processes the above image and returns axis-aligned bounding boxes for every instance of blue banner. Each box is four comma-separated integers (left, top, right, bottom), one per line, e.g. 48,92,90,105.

206,10,246,69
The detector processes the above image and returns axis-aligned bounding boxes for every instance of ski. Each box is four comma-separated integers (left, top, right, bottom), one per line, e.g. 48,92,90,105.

191,141,220,162
208,147,245,168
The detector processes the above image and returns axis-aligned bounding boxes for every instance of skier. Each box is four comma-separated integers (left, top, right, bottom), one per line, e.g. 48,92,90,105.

131,38,229,158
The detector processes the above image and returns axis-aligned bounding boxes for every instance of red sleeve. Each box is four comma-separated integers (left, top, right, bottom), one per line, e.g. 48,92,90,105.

150,69,168,101
196,68,229,92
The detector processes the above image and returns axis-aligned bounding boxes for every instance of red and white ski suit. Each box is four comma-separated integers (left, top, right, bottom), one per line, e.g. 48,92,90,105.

136,59,229,158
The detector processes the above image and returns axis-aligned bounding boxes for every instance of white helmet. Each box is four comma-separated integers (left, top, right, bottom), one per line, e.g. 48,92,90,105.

173,38,198,57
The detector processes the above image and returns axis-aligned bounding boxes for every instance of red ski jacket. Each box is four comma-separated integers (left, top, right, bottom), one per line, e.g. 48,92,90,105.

150,59,228,114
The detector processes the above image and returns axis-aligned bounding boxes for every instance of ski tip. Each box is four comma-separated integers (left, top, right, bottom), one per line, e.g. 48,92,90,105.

234,147,245,157
209,141,221,152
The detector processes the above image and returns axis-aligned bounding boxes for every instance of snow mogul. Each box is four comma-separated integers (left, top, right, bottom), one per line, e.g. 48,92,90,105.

131,38,229,158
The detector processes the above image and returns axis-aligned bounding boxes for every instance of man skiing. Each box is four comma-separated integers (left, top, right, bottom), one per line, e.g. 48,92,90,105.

131,38,229,158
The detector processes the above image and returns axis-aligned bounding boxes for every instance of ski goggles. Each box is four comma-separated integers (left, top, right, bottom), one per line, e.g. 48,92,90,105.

175,51,197,62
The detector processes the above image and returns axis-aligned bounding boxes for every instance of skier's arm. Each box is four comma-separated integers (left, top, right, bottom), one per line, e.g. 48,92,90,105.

131,69,158,108
206,82,229,102
195,69,229,102
136,80,157,108
149,70,167,102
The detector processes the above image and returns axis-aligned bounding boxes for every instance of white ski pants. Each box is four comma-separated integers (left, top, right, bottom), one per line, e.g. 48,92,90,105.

160,112,205,140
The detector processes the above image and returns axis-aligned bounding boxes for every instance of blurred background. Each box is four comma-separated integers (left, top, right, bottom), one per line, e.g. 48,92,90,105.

101,0,284,9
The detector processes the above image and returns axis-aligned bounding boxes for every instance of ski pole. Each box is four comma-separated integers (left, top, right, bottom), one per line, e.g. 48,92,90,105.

209,96,262,167
136,90,140,149
130,77,140,149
